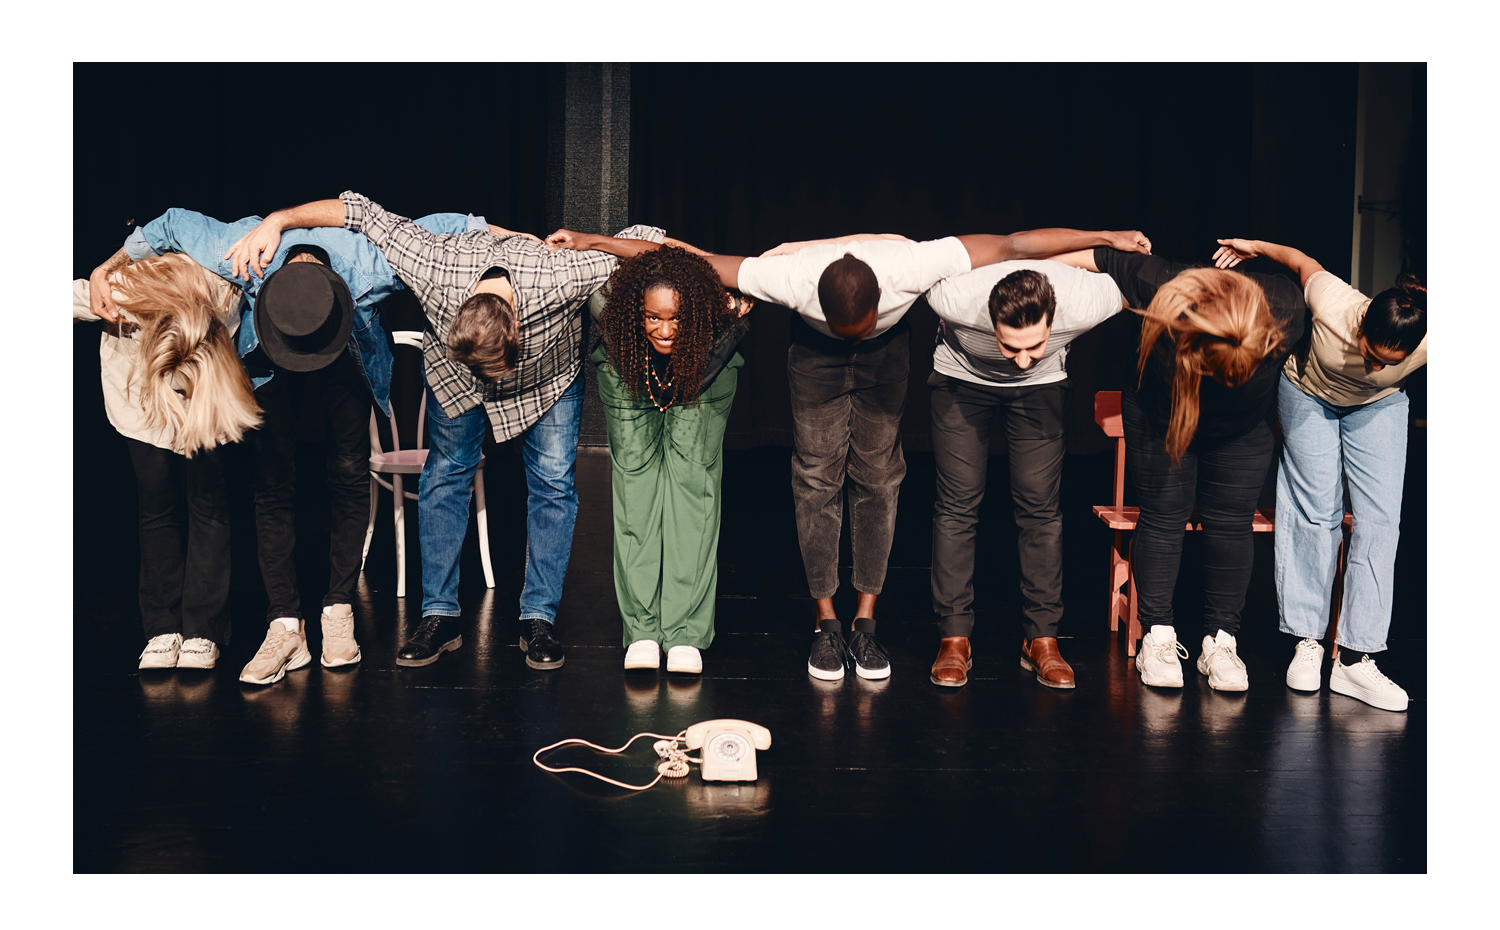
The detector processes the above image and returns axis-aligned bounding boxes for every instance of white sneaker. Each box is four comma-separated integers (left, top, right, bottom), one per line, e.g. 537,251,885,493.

320,604,362,668
177,638,219,669
624,639,661,671
1197,630,1249,692
666,645,702,674
139,633,182,669
1285,637,1324,692
239,621,312,685
1330,655,1409,712
1137,625,1187,688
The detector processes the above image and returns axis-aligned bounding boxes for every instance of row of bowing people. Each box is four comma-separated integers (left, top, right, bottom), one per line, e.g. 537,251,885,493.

77,191,1426,712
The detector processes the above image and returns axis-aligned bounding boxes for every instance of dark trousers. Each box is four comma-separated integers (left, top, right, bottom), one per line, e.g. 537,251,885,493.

125,437,232,643
249,349,372,622
929,374,1068,640
1122,388,1275,637
787,316,909,599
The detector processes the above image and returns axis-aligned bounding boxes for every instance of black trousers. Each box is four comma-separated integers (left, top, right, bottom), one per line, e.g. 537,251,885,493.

787,316,909,600
929,374,1068,640
125,437,232,643
1121,388,1275,637
248,349,372,623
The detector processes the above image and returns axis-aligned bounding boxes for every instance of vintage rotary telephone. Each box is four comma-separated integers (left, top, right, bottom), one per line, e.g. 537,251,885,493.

533,719,772,791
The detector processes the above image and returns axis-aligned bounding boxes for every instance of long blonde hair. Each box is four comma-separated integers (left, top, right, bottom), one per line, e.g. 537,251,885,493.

112,253,262,456
1135,268,1284,462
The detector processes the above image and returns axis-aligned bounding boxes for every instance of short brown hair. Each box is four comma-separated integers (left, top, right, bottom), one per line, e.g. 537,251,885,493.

988,269,1057,329
447,292,519,383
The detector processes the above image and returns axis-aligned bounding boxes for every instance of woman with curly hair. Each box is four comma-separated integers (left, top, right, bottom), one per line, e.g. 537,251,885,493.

1214,238,1426,711
1058,243,1305,693
74,252,261,670
551,232,752,673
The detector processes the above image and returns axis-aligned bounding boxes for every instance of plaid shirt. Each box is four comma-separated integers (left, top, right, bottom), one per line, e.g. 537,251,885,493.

341,191,663,441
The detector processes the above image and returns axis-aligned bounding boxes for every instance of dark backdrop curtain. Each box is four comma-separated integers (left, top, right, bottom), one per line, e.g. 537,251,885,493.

627,63,1358,453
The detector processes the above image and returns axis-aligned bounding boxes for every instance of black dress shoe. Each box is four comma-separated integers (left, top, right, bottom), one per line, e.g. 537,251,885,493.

519,618,565,670
397,616,463,668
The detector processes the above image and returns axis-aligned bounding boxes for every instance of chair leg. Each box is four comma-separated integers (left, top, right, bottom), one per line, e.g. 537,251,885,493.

361,474,379,572
1108,530,1128,632
473,464,495,589
1126,537,1142,658
393,473,407,599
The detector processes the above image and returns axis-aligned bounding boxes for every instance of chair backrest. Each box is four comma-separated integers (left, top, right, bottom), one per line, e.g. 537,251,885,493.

368,331,429,456
1094,391,1126,508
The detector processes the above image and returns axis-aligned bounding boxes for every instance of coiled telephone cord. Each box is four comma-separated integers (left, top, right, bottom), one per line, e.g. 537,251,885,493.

533,731,702,791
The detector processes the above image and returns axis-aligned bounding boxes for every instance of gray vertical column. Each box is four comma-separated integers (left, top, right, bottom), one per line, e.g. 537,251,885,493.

545,63,631,447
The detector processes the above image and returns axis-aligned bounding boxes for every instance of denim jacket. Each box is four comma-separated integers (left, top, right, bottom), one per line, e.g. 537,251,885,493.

125,208,487,416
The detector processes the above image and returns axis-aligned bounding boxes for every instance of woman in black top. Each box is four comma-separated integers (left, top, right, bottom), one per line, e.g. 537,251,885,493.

1064,246,1306,692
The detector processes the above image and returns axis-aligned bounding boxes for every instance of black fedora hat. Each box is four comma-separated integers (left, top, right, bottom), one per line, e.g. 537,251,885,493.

254,262,356,372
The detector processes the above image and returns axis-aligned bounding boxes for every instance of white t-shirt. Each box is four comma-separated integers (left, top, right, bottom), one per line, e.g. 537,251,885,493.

735,237,971,339
925,259,1125,387
1283,270,1428,407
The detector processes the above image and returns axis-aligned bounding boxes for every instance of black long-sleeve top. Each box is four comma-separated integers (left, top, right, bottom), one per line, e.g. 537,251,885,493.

1093,247,1308,448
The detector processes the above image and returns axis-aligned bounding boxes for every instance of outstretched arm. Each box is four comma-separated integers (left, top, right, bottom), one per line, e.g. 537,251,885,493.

223,199,345,279
759,233,910,258
547,229,747,290
1213,238,1325,286
957,228,1151,269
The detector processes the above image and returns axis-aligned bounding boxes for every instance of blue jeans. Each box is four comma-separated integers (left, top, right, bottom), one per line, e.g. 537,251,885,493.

1274,374,1408,653
419,372,584,622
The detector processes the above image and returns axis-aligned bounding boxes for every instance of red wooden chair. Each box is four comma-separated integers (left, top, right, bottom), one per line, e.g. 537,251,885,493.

1090,391,1350,656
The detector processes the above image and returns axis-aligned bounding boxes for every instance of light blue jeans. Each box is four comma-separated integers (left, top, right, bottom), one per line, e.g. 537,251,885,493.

1274,374,1409,653
419,372,584,622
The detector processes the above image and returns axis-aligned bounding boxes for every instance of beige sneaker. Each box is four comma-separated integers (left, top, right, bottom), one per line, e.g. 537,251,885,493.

1197,630,1249,692
239,621,312,685
138,633,182,669
177,638,220,669
320,604,362,668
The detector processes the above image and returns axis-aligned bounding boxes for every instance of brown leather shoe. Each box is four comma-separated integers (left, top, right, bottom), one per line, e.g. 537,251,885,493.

1020,637,1076,690
930,637,972,688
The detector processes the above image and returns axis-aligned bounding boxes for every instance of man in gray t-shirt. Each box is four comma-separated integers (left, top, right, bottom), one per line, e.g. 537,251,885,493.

923,260,1125,689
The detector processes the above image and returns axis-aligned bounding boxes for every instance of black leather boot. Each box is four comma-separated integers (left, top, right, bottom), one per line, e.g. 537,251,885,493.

397,616,463,668
519,618,565,670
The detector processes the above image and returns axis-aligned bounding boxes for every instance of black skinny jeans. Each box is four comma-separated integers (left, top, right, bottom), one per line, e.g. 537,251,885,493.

125,437,232,643
249,348,372,623
1122,388,1274,638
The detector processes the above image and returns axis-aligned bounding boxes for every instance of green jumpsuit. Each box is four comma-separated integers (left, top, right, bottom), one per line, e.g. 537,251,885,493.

592,343,742,650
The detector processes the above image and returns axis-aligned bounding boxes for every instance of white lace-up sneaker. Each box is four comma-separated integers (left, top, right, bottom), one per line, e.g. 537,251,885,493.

320,604,362,668
666,645,702,674
1137,625,1188,688
239,621,311,685
177,638,219,669
1330,654,1409,712
139,633,182,669
1285,637,1324,692
624,639,661,671
1197,629,1249,691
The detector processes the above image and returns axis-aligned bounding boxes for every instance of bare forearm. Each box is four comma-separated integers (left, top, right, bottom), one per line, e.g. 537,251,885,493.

1251,240,1324,286
663,235,712,257
960,228,1149,268
266,199,346,231
95,246,131,276
577,233,663,259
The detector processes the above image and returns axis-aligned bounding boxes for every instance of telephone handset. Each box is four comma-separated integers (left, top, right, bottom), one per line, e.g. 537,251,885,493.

683,719,771,782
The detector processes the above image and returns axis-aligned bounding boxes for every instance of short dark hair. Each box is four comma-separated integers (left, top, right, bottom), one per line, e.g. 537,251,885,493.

1362,272,1426,355
448,292,519,383
817,254,880,330
988,269,1057,329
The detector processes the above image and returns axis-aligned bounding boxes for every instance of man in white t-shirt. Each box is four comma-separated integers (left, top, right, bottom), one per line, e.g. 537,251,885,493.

730,228,1149,683
924,260,1127,689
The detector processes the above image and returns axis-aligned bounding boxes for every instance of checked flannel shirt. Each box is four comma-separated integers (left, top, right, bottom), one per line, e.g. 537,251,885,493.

340,191,663,442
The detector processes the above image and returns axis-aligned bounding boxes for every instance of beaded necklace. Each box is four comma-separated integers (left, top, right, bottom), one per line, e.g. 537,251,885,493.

644,345,675,411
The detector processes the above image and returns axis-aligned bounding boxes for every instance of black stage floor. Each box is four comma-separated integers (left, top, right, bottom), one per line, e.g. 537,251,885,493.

73,434,1427,873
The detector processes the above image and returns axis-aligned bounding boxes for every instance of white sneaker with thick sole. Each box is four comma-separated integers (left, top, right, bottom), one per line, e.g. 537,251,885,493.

139,633,182,669
239,621,312,685
1137,625,1187,688
1285,637,1324,692
320,604,362,668
624,639,661,671
177,638,219,669
1330,655,1409,712
1197,629,1249,692
666,645,702,674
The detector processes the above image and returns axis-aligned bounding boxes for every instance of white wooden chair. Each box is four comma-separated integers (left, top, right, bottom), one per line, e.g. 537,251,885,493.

360,331,495,598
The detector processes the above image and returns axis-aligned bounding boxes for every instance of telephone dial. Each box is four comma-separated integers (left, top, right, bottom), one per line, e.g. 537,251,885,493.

533,719,772,791
683,719,772,782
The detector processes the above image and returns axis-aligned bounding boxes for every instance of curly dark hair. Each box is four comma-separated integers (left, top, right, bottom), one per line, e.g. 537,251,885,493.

601,246,735,407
